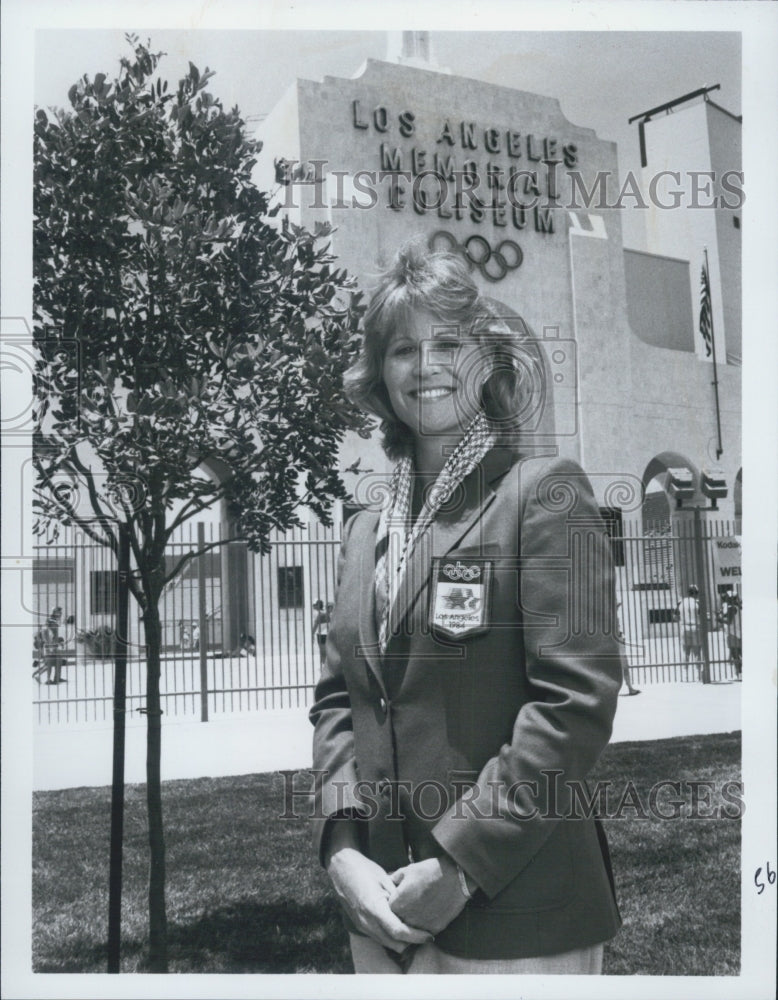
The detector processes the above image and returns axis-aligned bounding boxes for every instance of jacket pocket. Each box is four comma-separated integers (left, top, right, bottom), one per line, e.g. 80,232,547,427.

472,822,575,913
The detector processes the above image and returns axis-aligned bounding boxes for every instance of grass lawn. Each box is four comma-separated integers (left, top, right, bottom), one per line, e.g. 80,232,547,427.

32,731,741,974
591,731,741,976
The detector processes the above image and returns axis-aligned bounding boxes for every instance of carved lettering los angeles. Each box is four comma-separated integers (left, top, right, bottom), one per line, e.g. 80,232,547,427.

349,100,577,235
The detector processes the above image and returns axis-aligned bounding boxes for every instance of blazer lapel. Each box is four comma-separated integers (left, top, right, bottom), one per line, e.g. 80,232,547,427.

356,515,387,691
387,447,517,640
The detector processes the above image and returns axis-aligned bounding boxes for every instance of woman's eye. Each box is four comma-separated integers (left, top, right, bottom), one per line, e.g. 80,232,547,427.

428,340,461,356
391,344,416,356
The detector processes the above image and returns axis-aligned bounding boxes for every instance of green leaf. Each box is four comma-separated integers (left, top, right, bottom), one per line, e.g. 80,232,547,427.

33,31,368,558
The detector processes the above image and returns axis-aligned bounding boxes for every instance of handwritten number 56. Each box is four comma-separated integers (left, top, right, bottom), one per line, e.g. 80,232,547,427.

754,862,776,894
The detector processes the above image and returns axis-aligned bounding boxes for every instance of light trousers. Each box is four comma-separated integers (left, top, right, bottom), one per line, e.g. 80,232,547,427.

349,933,604,974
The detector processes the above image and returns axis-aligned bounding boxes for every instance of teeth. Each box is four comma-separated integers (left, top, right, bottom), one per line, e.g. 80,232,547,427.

416,388,452,399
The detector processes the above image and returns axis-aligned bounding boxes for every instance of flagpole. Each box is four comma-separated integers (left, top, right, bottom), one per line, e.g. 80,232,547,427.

704,247,724,460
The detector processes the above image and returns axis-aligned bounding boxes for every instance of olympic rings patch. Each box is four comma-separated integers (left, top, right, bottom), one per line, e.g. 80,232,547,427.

428,231,523,282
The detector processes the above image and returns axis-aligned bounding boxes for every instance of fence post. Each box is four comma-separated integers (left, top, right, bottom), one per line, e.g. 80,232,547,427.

107,522,130,972
692,506,712,685
197,522,209,722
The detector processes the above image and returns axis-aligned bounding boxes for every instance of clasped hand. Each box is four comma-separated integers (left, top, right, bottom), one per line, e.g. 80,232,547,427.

388,856,469,936
326,845,433,953
326,822,469,950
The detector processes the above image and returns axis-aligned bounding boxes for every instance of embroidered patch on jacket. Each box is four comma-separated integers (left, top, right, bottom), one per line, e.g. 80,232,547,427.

429,558,493,639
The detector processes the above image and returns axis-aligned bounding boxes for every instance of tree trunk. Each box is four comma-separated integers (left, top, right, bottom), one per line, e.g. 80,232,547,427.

143,599,168,972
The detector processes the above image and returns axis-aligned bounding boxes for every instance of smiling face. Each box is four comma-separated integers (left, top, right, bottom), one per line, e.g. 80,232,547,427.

381,308,492,445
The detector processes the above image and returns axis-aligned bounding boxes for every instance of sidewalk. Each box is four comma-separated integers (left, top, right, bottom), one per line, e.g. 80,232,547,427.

33,680,742,792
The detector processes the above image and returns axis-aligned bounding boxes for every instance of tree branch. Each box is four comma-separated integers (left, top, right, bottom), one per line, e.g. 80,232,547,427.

65,448,121,551
35,491,117,552
162,535,241,587
165,488,225,536
34,464,119,554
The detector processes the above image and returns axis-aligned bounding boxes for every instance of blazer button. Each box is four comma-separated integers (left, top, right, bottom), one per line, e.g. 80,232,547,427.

378,778,392,796
379,697,388,715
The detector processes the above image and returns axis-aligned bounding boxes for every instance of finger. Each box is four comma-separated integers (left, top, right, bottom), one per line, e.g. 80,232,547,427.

388,893,414,921
372,933,412,954
356,909,425,953
380,879,398,900
390,867,407,885
375,926,431,953
378,909,434,946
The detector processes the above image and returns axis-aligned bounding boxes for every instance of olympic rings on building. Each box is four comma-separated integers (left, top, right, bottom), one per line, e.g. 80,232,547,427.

428,231,523,282
429,230,459,254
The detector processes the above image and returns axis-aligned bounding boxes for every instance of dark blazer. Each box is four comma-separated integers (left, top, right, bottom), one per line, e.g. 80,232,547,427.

310,448,623,959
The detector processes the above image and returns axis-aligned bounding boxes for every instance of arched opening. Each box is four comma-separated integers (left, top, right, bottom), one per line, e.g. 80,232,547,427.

612,453,706,655
639,452,703,599
640,452,704,522
642,476,671,533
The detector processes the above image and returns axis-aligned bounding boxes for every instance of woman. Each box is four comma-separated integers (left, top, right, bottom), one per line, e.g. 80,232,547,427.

312,599,334,666
677,585,702,682
310,241,623,974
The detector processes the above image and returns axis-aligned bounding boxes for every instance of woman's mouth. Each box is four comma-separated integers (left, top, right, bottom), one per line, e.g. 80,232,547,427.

412,387,454,400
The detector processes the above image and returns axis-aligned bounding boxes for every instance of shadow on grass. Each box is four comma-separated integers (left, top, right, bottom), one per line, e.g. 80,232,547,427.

36,896,353,974
167,896,352,973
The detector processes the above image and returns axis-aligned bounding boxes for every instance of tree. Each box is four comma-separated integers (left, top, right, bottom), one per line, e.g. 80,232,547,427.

33,35,369,971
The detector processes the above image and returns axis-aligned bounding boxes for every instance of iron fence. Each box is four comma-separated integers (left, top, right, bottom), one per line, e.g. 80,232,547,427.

32,520,341,724
614,516,741,685
32,514,741,725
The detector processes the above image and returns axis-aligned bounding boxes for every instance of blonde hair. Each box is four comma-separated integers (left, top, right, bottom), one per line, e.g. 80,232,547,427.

345,239,544,459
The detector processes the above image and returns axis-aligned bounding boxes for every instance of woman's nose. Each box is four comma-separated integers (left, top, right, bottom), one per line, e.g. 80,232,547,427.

417,356,442,376
419,341,451,372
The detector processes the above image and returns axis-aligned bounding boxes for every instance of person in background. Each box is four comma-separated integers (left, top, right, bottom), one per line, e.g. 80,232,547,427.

615,600,640,696
722,592,742,680
33,607,72,684
311,600,333,665
32,623,56,683
229,632,257,657
676,585,702,682
179,621,192,651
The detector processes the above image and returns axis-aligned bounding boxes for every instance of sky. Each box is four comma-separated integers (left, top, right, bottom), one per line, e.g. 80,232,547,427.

34,28,742,251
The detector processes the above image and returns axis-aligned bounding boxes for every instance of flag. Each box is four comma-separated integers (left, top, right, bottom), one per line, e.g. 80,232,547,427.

699,261,713,357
